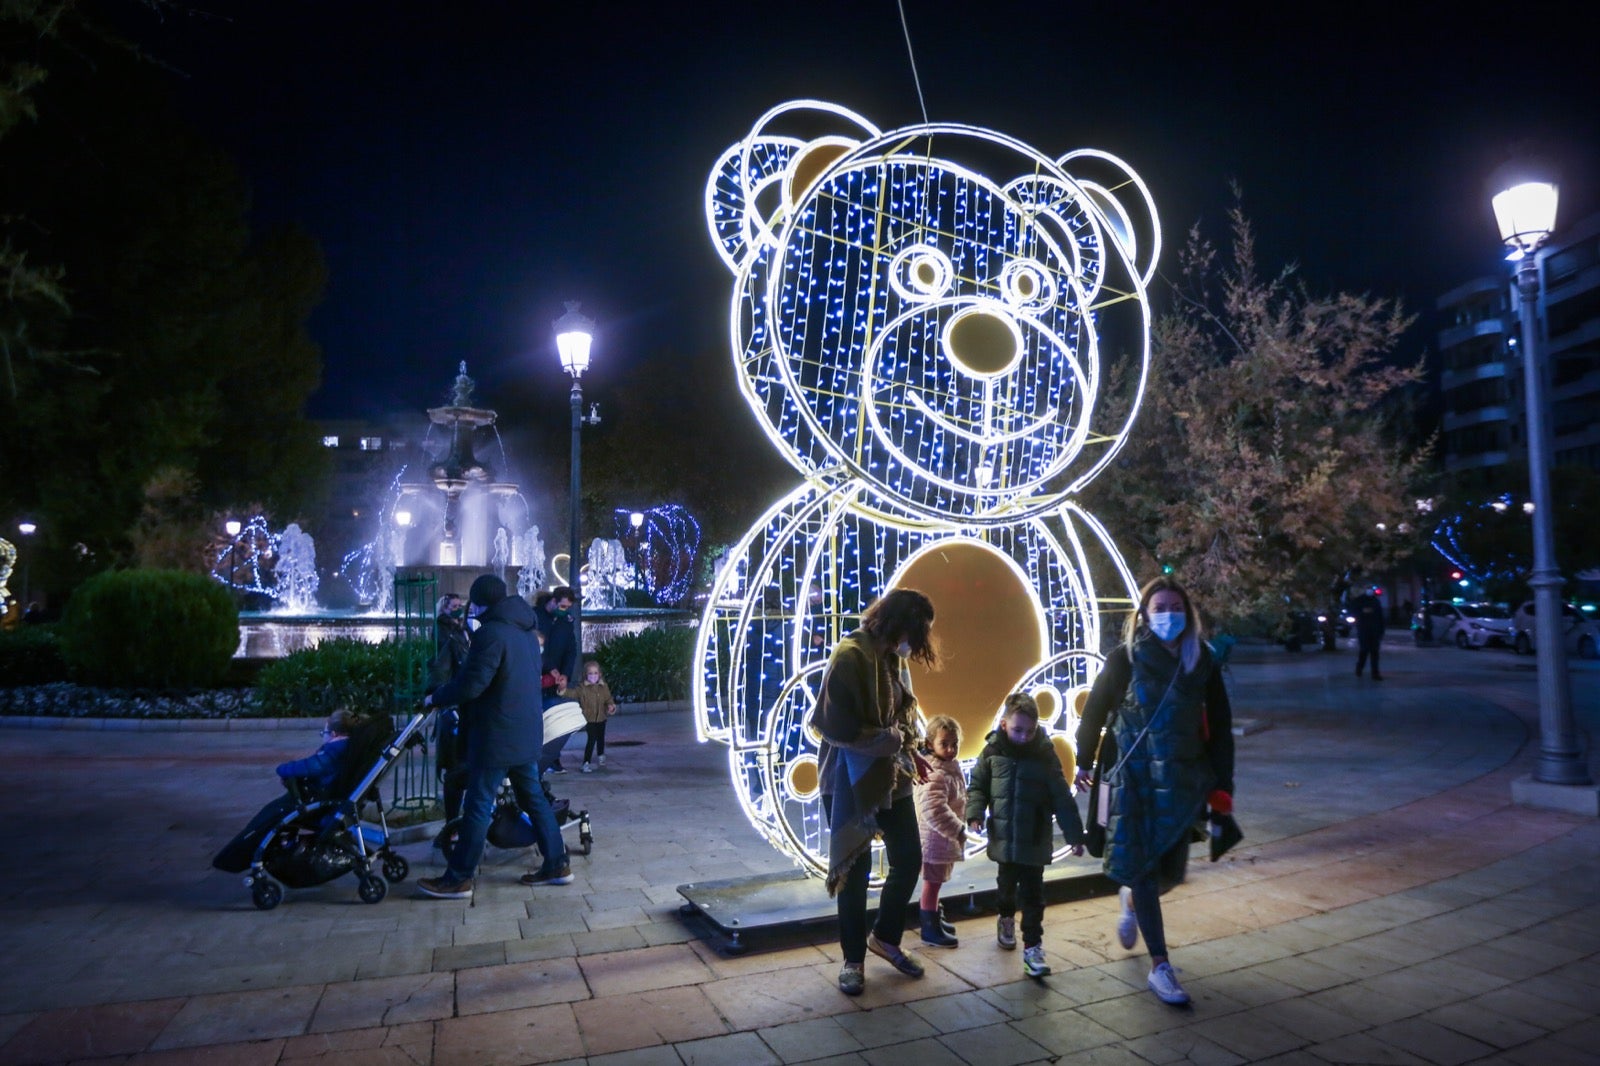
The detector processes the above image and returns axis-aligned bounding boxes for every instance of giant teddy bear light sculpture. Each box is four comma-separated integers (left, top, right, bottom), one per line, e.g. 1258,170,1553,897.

694,100,1160,878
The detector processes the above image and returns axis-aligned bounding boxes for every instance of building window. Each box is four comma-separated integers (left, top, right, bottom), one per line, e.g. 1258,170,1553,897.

359,436,383,451
322,435,340,448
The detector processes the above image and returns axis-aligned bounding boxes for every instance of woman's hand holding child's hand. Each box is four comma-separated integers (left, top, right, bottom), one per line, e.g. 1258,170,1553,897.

910,749,933,783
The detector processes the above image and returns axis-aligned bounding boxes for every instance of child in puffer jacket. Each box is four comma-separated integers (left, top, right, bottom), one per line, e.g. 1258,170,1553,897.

966,692,1084,978
914,715,966,947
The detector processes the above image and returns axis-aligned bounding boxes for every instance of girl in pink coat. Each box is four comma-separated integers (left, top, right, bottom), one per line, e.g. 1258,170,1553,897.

915,715,967,947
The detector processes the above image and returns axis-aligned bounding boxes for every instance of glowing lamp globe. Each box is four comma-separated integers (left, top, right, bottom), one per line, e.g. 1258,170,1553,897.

1492,178,1558,256
553,302,595,378
225,520,242,537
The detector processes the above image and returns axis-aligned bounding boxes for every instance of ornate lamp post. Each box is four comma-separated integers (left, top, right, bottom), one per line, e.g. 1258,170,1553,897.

1492,166,1591,792
16,521,36,610
555,302,597,656
224,519,242,592
629,511,645,595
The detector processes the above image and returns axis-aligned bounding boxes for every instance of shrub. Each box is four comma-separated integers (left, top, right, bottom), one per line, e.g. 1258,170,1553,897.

57,569,239,689
0,625,69,685
254,636,432,718
594,624,695,703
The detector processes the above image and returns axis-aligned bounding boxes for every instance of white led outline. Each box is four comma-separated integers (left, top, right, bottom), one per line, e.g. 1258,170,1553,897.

887,243,954,301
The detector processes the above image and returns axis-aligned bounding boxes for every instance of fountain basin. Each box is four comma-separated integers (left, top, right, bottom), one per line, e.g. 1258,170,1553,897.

236,607,693,658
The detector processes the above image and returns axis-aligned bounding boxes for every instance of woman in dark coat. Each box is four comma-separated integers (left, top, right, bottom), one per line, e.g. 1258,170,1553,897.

811,589,936,997
1075,576,1234,1006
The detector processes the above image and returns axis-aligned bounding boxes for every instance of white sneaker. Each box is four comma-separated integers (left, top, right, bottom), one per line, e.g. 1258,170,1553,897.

1022,945,1051,977
1117,885,1138,950
1148,961,1190,1005
597,754,606,766
581,762,593,773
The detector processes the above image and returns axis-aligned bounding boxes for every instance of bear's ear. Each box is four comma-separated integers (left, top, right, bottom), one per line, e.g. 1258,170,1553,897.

1055,150,1161,288
706,101,880,274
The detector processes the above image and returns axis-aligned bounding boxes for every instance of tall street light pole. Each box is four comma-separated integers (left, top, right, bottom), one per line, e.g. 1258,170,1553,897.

555,302,596,659
1492,168,1592,794
225,519,242,594
17,521,36,609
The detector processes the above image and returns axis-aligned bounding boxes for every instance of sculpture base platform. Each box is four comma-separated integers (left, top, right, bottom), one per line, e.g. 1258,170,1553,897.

678,858,1113,955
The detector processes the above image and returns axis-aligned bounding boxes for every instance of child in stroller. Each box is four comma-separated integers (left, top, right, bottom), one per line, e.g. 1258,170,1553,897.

213,709,415,909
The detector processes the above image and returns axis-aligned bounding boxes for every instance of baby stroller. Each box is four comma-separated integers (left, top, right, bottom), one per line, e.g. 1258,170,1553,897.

440,700,594,858
213,709,434,910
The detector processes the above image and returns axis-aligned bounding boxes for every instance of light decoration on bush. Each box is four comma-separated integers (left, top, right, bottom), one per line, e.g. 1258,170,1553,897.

0,537,15,609
693,100,1159,879
1430,493,1535,586
614,504,703,605
211,515,319,610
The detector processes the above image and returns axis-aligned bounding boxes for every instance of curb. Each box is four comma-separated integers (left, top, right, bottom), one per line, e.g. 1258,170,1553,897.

0,700,691,731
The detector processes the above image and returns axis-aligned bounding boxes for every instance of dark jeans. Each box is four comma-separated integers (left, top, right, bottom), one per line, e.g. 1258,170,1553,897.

1356,637,1381,676
446,761,566,882
823,793,922,965
1125,837,1190,959
583,721,607,762
996,861,1046,948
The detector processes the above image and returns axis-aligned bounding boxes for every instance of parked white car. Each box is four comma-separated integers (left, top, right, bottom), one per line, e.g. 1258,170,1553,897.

1509,601,1600,659
1414,600,1512,648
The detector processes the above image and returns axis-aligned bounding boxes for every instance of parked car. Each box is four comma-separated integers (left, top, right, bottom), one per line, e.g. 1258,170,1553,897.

1412,601,1512,648
1508,600,1600,660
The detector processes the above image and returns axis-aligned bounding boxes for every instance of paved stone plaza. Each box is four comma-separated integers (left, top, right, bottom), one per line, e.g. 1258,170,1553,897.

1,637,1597,1065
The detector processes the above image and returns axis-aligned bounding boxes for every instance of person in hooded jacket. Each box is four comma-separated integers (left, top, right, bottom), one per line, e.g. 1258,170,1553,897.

966,692,1084,978
417,575,571,898
1075,575,1234,1006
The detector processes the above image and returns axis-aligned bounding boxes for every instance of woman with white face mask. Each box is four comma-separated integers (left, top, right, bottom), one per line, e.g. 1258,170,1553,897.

810,588,938,997
1075,577,1235,1007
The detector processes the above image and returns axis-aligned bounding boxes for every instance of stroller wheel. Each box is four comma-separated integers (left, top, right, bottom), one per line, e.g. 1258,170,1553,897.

358,873,388,904
382,855,409,883
250,879,283,911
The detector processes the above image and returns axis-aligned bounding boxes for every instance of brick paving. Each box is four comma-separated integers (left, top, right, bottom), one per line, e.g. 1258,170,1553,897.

1,636,1596,1065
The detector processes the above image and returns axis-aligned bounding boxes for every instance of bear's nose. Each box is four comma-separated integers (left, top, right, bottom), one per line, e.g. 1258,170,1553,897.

943,308,1021,379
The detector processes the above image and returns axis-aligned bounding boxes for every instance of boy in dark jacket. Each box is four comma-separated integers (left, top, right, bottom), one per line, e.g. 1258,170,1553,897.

966,692,1085,978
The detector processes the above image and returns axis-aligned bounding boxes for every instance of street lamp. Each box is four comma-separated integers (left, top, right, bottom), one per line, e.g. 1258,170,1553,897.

16,521,36,610
1492,165,1591,791
224,519,242,592
630,511,645,595
555,301,597,656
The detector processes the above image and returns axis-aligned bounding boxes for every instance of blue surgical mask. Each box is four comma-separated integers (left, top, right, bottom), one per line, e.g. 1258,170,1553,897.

1148,611,1186,642
895,640,913,658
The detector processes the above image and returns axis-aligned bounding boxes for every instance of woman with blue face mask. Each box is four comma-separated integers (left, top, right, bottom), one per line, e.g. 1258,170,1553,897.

1075,577,1235,1007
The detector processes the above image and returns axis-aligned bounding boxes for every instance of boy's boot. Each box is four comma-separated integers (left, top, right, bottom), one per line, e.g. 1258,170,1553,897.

935,902,957,937
920,908,959,948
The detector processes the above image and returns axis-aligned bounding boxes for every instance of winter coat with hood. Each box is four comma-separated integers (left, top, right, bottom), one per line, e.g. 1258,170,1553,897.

966,726,1083,866
914,751,967,866
429,594,545,767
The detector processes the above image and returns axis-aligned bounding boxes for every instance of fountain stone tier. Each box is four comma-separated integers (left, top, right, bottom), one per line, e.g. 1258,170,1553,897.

425,362,498,567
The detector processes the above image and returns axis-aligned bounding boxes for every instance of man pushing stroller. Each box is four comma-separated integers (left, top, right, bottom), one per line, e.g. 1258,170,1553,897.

419,575,571,898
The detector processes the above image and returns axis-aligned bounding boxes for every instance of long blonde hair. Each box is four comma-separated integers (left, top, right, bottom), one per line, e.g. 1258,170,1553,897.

1123,576,1205,673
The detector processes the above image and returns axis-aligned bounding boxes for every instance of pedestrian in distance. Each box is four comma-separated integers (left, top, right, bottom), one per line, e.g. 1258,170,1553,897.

562,659,616,773
1075,575,1235,1006
537,586,580,774
914,714,966,948
418,575,571,899
810,588,937,997
1351,584,1386,680
965,692,1084,978
428,593,472,848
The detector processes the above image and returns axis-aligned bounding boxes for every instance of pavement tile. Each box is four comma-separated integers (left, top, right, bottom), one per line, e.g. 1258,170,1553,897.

1008,1009,1122,1057
1026,1040,1147,1065
702,964,859,1030
857,1035,967,1066
1189,1011,1312,1061
830,1004,938,1048
1436,942,1557,982
1302,983,1426,1028
972,980,1075,1020
505,933,577,964
687,940,830,980
572,925,650,956
1418,1001,1546,1049
675,1029,781,1065
279,1021,433,1061
1297,941,1406,980
574,984,728,1057
354,948,435,981
578,943,717,998
148,984,323,1050
307,971,455,1031
116,1037,288,1064
432,941,506,972
1495,1035,1600,1066
1019,964,1141,1008
433,1001,582,1066
755,1015,865,1063
904,990,1010,1034
455,957,589,1015
1072,990,1200,1040
1119,1028,1248,1066
1246,953,1351,993
1392,958,1510,999
1302,1031,1433,1064
1465,984,1590,1030
1193,967,1301,1010
0,998,184,1064
586,1046,688,1066
937,1020,1052,1065
1365,1017,1498,1066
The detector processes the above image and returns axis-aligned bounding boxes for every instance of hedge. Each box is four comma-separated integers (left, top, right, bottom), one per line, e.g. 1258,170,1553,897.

57,570,238,689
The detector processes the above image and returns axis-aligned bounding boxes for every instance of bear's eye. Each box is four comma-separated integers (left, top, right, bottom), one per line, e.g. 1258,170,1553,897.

890,245,953,301
1000,259,1055,311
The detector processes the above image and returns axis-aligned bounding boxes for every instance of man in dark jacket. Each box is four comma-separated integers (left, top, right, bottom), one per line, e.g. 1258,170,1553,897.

1351,584,1386,680
537,586,579,774
418,576,571,898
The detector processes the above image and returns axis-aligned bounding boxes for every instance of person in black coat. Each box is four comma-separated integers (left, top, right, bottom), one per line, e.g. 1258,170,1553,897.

1350,585,1386,680
428,593,473,846
418,576,570,898
537,586,579,773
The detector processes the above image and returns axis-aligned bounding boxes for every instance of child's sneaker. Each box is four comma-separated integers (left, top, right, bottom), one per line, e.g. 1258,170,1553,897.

597,754,606,766
996,915,1017,950
581,762,593,773
1022,945,1051,977
1117,885,1138,949
1148,961,1190,1004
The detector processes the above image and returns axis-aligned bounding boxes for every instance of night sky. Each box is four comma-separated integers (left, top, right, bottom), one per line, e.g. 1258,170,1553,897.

139,1,1599,424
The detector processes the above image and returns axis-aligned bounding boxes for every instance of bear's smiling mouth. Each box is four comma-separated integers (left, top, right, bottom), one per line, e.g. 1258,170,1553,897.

904,388,1060,447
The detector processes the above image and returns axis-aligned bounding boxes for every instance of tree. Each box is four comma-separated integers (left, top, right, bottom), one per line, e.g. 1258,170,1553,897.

1084,203,1435,632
